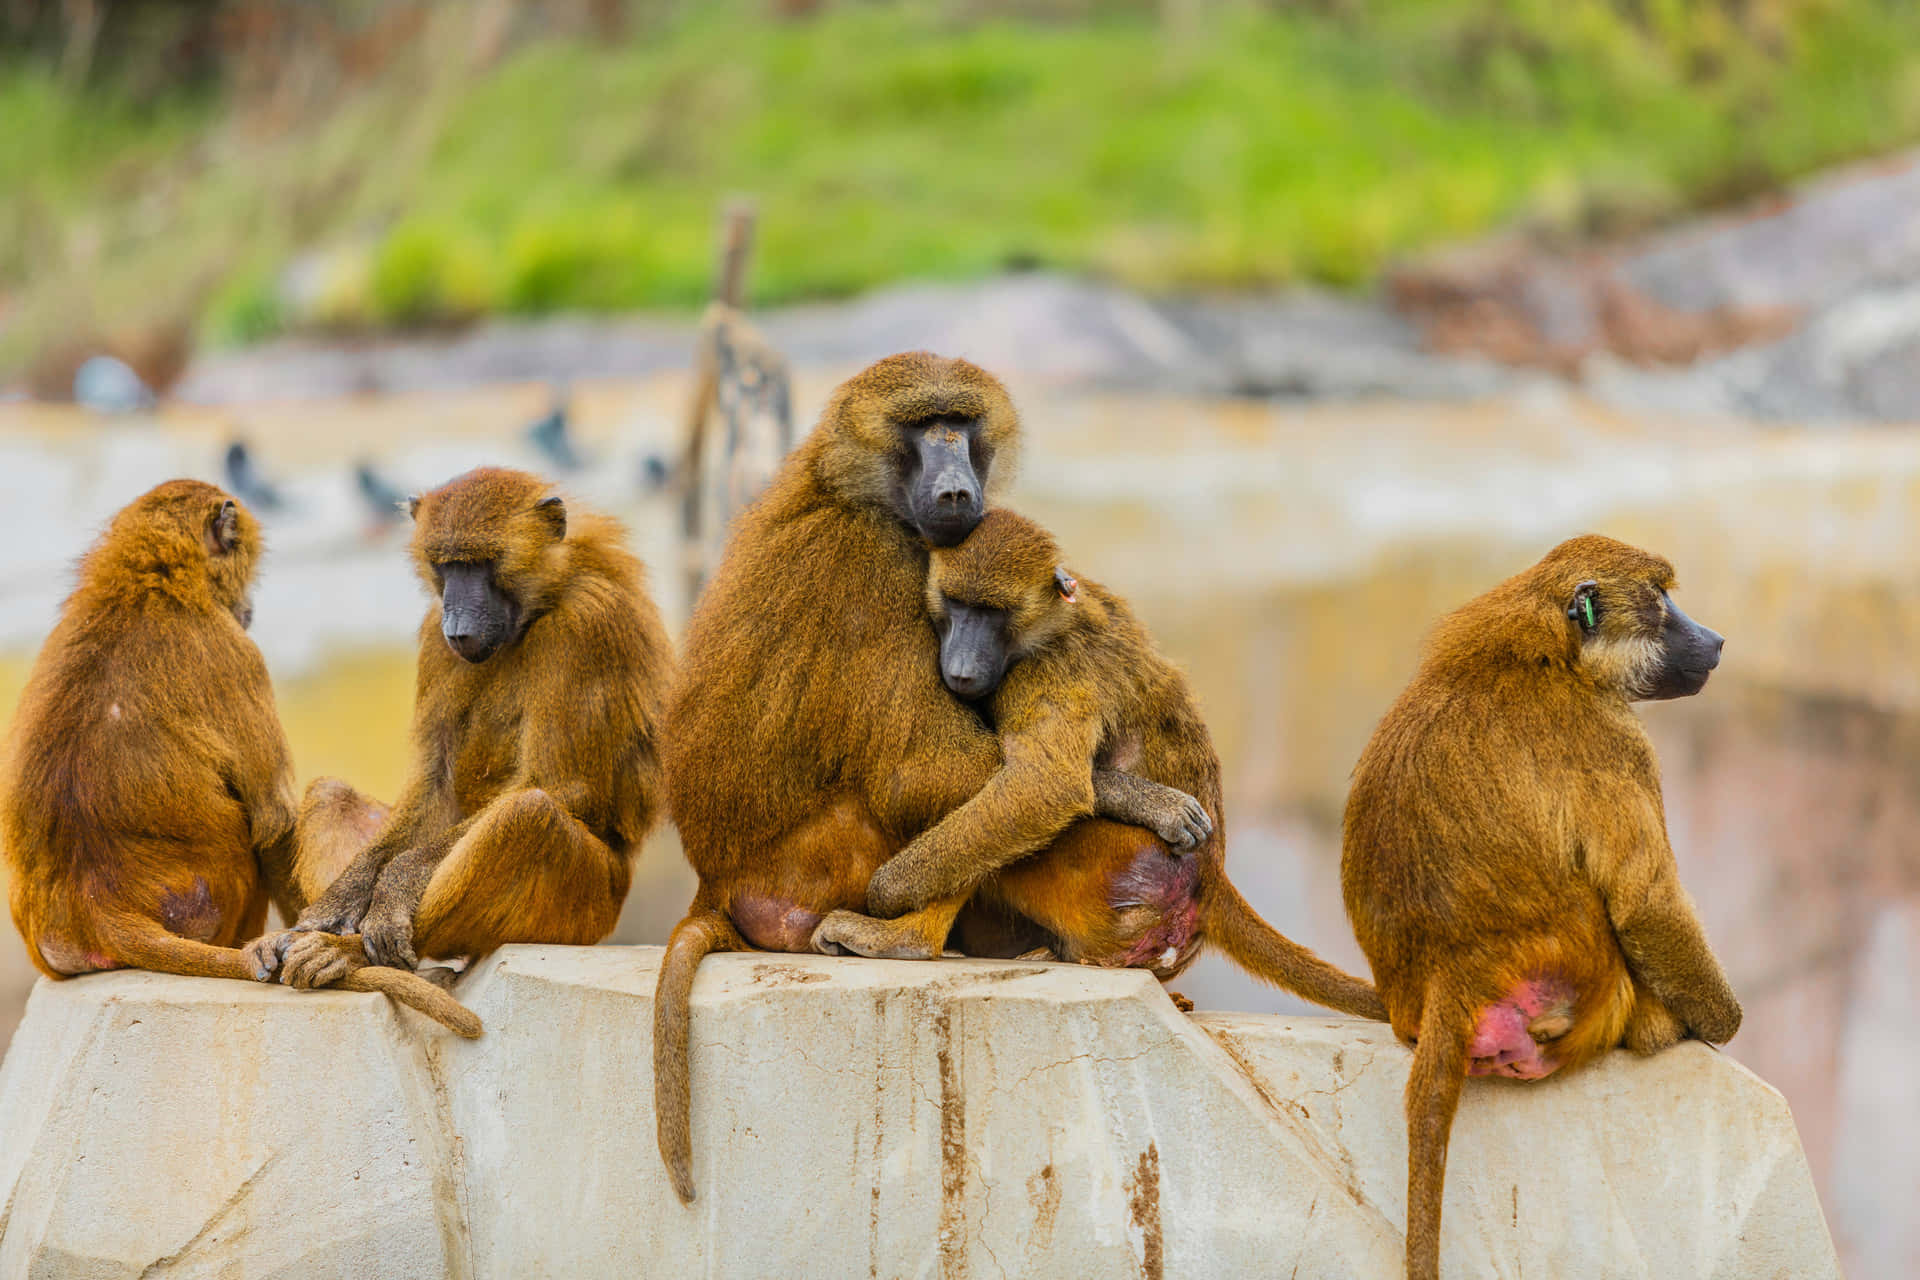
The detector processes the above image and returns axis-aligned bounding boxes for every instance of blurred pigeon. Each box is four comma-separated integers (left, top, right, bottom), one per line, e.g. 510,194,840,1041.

224,440,285,512
524,386,585,471
73,355,156,414
638,451,675,491
354,459,410,526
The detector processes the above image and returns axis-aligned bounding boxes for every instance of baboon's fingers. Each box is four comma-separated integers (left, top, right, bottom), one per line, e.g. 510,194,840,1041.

240,934,283,981
1163,797,1213,850
281,932,358,989
362,915,418,971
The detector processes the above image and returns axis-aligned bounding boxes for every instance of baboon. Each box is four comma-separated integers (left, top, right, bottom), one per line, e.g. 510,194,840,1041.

2,480,478,1036
656,352,1035,1204
242,467,672,993
1340,535,1741,1280
812,509,1384,1023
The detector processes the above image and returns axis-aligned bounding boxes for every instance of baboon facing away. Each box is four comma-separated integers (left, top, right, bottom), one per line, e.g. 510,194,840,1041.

1341,535,1740,1280
814,509,1385,1023
3,480,478,1036
243,467,672,993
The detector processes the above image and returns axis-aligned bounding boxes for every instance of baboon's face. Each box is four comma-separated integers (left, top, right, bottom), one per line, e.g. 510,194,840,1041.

933,597,1012,701
408,472,567,665
897,417,986,547
1567,576,1723,701
435,559,521,664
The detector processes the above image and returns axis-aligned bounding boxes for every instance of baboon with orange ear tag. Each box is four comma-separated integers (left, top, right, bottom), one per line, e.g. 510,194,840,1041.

1341,534,1741,1280
815,508,1385,1023
2,480,478,1037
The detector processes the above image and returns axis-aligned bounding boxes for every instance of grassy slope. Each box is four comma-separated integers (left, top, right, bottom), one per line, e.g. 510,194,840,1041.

3,0,1920,367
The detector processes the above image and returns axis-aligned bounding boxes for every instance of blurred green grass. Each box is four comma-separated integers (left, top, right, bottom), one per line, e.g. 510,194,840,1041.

4,0,1920,364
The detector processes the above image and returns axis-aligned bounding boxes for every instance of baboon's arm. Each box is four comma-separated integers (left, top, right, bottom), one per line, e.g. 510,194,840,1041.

355,812,482,969
1584,787,1742,1044
864,712,1104,918
288,776,435,932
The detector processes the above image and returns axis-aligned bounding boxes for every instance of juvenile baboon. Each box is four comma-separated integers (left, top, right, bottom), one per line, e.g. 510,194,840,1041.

813,509,1384,1023
1340,534,1741,1280
2,480,478,1036
656,352,1031,1204
243,468,672,992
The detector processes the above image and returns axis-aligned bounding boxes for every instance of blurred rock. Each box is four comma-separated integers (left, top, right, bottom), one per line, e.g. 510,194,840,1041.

0,947,1840,1278
178,273,1520,405
1621,150,1920,315
1389,237,1798,375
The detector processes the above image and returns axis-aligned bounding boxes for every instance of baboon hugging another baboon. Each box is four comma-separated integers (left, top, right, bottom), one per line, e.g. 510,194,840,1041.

813,508,1384,1024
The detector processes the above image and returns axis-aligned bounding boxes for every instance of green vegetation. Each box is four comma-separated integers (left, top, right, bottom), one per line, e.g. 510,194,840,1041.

5,0,1920,366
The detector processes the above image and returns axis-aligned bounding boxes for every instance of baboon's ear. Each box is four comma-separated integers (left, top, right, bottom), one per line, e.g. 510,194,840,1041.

207,500,242,555
1054,566,1078,603
1566,580,1602,633
535,495,567,540
405,494,423,522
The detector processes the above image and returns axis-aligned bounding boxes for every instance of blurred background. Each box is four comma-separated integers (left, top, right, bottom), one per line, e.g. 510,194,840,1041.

3,1,1919,1273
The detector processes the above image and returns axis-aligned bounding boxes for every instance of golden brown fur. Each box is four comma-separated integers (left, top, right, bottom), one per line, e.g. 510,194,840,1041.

2,480,477,1036
1341,534,1741,1280
243,468,671,1007
818,509,1385,1022
655,353,1021,1203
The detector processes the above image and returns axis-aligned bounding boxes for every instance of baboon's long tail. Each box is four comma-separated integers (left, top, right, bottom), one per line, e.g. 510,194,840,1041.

655,908,745,1205
339,965,483,1038
104,922,483,1038
1203,877,1387,1020
1405,987,1470,1280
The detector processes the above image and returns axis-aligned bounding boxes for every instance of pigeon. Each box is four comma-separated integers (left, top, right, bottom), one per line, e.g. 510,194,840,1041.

224,440,285,512
73,356,156,414
524,386,585,471
637,452,675,491
354,460,411,526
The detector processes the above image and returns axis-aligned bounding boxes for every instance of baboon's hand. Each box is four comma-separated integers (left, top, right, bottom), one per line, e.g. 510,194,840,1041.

1092,772,1212,851
361,908,418,971
1144,791,1213,850
280,932,362,989
240,931,286,981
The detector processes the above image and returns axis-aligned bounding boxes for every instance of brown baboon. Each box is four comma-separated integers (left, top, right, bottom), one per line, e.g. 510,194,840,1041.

2,480,478,1036
656,352,1032,1204
242,467,672,995
1341,534,1741,1280
813,509,1384,1023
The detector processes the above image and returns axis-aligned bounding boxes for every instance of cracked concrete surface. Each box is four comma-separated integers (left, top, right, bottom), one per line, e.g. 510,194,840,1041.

0,946,1839,1278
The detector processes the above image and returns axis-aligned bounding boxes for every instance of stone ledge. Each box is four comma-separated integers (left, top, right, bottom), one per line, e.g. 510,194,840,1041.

0,945,1840,1278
